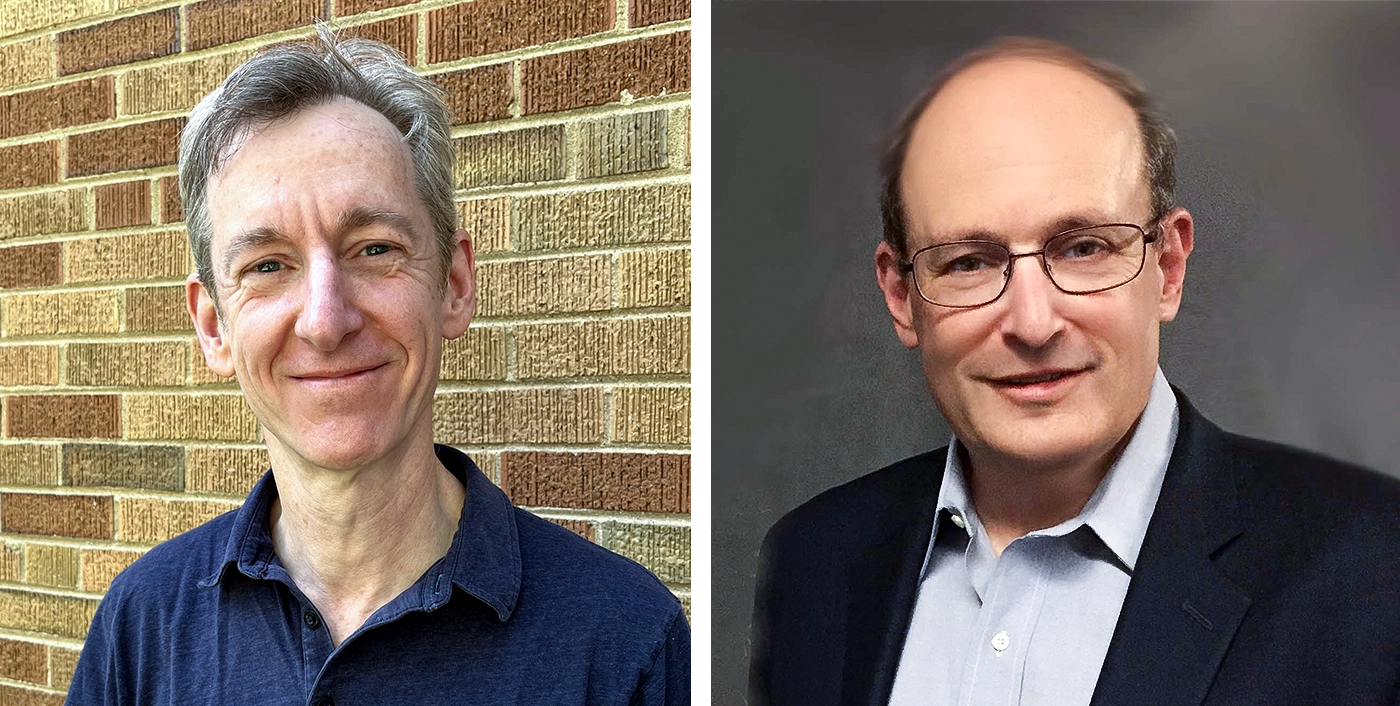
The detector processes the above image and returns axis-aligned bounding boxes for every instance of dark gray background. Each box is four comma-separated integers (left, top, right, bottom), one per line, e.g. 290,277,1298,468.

713,2,1400,704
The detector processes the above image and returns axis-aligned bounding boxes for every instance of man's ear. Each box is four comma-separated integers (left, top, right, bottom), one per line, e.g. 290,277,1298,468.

1155,207,1194,323
187,273,236,378
874,241,920,349
441,228,476,340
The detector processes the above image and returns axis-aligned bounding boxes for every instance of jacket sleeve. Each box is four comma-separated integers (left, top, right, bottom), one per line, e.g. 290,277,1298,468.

630,606,691,706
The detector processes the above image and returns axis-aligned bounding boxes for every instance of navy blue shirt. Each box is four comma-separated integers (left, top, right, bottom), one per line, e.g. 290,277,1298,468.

66,445,689,705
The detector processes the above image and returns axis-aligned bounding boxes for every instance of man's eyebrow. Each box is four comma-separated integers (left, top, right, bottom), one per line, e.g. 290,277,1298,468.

222,226,290,275
922,213,1120,245
337,206,418,240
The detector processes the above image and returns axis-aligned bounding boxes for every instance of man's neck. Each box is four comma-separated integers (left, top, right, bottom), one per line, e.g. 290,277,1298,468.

266,436,465,647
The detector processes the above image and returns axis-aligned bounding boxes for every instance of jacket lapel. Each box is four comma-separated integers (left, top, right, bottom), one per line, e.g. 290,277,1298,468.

839,453,944,706
1090,390,1251,706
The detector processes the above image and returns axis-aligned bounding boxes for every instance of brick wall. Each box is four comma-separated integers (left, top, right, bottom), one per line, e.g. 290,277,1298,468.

0,0,690,700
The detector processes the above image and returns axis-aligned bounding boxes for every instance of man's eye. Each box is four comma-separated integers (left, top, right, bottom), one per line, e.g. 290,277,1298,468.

943,256,994,274
363,244,392,256
253,261,282,274
1059,238,1109,259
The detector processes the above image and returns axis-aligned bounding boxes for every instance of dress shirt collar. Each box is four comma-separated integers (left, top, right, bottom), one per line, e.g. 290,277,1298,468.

924,367,1179,576
199,444,523,622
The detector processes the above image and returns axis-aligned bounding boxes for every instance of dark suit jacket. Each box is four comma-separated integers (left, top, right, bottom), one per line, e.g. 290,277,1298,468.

751,389,1400,706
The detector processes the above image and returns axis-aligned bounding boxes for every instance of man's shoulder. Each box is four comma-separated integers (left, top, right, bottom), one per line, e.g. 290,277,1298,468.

102,508,241,609
1220,429,1400,527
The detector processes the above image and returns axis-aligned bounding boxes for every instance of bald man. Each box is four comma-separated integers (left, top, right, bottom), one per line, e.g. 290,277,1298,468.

750,37,1400,706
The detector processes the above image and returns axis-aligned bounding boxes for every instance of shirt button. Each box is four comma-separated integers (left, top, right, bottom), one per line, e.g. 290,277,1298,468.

314,695,334,706
303,610,322,630
991,631,1010,652
950,513,967,529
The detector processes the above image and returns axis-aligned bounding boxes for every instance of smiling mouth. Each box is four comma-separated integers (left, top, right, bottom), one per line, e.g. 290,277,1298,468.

988,367,1089,387
291,363,388,381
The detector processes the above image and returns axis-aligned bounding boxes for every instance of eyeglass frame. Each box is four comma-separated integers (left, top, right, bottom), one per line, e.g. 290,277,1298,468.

897,219,1165,309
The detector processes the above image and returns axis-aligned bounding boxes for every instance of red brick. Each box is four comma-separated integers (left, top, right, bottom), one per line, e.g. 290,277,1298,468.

501,452,689,513
0,77,114,140
336,0,414,16
630,0,688,26
159,175,183,223
187,0,325,52
57,8,179,75
0,141,60,190
0,243,62,290
523,32,688,115
0,684,63,706
0,637,45,684
432,64,512,125
94,181,152,230
342,15,416,64
426,0,613,64
67,118,182,178
549,518,594,541
0,494,114,539
5,395,121,439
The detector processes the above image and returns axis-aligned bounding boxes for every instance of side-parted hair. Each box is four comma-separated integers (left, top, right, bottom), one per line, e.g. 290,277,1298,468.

879,36,1177,255
179,24,456,303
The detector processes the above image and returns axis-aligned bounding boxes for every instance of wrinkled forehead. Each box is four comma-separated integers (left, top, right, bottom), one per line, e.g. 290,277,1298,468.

900,58,1149,242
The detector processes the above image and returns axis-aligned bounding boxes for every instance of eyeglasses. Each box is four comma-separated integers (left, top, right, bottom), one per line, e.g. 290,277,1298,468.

898,221,1162,308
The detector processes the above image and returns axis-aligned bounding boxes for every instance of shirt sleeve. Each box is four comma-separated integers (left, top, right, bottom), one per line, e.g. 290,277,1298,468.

64,592,124,706
630,606,691,706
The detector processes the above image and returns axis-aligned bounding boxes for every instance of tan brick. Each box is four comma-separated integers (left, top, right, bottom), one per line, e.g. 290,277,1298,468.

6,395,121,439
515,316,689,379
123,50,254,116
48,646,81,690
0,243,62,291
124,394,259,441
0,683,64,706
1,290,119,337
342,15,416,64
0,494,113,539
62,443,184,491
0,37,52,89
186,446,267,495
477,255,610,318
577,110,668,179
456,124,566,189
57,8,178,75
458,197,508,253
124,285,193,333
159,175,183,223
548,518,594,541
117,497,239,544
66,341,188,387
629,0,688,26
0,0,170,37
599,522,688,583
426,0,613,63
65,230,190,283
94,181,152,231
0,141,59,190
0,637,46,684
337,0,414,16
79,548,143,593
501,451,688,512
190,345,234,385
522,33,689,115
513,184,689,251
433,64,512,125
0,444,60,486
0,189,87,240
0,77,113,141
0,588,99,640
0,346,58,386
612,386,687,444
440,327,506,381
0,543,19,581
23,544,78,589
67,118,182,178
433,388,604,444
187,0,323,52
619,249,689,308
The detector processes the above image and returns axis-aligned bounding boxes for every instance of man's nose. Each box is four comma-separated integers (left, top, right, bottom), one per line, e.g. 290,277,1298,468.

294,256,364,351
996,255,1066,349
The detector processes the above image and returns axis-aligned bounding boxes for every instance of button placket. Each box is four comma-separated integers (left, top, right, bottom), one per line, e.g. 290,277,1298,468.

304,609,322,630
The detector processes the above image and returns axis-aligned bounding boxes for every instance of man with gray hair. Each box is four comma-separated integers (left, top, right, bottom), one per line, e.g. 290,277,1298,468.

66,31,688,706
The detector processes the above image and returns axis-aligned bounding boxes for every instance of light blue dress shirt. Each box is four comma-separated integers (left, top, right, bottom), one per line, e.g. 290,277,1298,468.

887,368,1179,706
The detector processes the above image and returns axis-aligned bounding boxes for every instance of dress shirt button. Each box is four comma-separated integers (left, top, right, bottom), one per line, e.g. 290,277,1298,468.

303,609,322,630
314,695,334,706
950,513,966,529
991,631,1010,652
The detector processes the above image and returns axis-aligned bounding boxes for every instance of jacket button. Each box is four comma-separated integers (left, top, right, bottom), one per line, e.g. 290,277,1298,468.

314,695,334,706
304,610,322,630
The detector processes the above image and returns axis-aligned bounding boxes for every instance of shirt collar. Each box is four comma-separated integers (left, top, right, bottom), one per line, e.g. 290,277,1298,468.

924,366,1179,575
200,444,523,622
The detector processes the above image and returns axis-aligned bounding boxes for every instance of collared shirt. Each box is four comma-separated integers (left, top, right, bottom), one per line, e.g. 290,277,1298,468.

887,368,1178,706
66,445,689,706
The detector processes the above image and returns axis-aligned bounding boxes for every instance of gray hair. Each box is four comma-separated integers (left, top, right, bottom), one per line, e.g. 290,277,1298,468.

179,25,456,303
